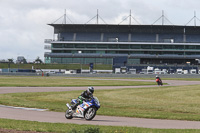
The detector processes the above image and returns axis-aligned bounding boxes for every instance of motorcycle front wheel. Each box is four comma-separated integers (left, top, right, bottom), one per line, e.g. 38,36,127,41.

84,107,96,120
65,109,73,119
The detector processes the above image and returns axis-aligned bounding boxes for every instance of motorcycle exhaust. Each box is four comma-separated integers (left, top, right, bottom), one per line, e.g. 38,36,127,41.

66,103,72,109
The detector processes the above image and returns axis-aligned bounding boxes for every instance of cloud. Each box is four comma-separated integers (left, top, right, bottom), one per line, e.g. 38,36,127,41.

0,2,57,61
1,0,200,61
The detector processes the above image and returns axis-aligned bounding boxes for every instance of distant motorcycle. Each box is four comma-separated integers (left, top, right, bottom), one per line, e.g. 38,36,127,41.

65,96,100,120
156,78,163,86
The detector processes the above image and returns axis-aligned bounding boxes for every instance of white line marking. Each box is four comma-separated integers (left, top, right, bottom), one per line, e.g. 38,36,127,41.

0,105,48,111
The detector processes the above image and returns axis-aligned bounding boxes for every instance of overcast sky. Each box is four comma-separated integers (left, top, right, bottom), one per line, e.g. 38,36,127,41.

1,0,200,62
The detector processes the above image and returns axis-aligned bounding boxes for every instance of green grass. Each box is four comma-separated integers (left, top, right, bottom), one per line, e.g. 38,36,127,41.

0,76,199,132
0,76,156,87
1,85,200,121
0,118,199,133
162,78,200,81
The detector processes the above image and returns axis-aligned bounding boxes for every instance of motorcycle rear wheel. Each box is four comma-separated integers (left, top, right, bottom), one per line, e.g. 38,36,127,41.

65,109,73,119
84,107,96,120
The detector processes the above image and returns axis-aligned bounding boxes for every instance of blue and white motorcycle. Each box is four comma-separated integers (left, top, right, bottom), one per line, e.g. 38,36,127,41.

65,96,100,120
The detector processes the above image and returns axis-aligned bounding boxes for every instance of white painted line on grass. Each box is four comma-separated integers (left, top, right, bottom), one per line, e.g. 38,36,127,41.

0,105,48,111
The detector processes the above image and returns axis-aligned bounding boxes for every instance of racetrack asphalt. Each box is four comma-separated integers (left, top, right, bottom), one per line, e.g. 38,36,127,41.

0,79,200,129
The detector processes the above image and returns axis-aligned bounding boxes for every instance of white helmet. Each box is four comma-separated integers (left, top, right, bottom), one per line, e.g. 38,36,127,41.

87,87,94,94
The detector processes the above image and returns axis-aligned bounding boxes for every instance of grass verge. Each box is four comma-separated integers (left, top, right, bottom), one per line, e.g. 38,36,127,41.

0,85,200,121
0,76,156,87
0,118,199,133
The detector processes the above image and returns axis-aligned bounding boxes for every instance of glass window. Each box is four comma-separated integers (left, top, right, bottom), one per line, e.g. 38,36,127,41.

185,45,196,50
163,51,174,55
108,44,118,49
83,50,95,53
130,51,144,54
185,52,195,55
141,45,151,49
63,50,71,53
118,51,129,54
52,44,63,48
62,58,73,63
106,58,112,64
174,52,184,55
73,58,81,63
52,50,62,53
119,44,129,49
106,51,116,54
163,45,174,49
128,59,140,64
51,58,62,63
174,45,184,49
152,45,162,49
95,58,105,64
130,45,141,49
196,46,200,49
96,51,105,54
97,44,108,48
64,44,74,48
75,44,85,48
97,58,112,64
96,58,112,64
86,44,96,48
145,51,160,55
71,51,78,54
85,58,95,64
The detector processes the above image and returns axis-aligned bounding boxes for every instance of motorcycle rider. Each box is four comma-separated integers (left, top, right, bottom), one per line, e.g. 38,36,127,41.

71,87,94,110
156,75,163,86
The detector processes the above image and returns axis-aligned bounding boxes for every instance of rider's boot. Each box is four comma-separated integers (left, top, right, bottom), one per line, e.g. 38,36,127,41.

71,103,79,110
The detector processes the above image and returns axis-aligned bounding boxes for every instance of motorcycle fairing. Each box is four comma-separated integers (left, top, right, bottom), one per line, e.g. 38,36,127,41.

74,101,93,118
71,99,77,104
73,105,84,118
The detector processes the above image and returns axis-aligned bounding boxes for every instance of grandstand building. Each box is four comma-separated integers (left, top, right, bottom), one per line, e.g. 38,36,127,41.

44,24,200,66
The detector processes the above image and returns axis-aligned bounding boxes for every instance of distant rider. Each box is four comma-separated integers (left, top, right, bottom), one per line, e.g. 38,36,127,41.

156,75,163,86
71,87,94,110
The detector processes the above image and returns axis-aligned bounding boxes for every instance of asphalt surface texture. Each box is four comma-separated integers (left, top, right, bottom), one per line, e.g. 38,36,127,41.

0,79,200,129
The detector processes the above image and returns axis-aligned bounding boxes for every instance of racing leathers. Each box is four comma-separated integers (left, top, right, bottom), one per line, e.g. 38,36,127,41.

71,91,93,110
156,77,163,86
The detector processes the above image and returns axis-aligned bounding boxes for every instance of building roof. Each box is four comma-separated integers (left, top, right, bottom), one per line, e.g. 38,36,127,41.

48,24,200,34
